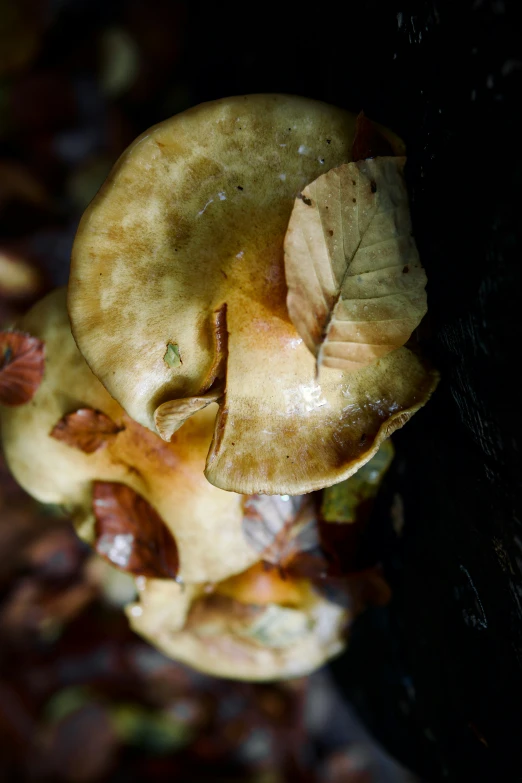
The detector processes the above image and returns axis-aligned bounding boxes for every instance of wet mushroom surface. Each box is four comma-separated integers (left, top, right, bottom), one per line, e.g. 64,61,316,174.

0,289,257,585
69,94,437,496
0,289,396,681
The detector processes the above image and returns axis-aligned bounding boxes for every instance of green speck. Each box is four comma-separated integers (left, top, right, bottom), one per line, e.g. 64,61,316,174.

164,343,181,368
110,704,192,753
44,686,92,723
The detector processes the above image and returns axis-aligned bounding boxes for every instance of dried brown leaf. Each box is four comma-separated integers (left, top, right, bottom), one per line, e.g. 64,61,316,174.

154,390,222,442
93,482,179,580
242,495,329,579
352,111,395,161
50,408,123,454
0,330,44,405
284,156,427,372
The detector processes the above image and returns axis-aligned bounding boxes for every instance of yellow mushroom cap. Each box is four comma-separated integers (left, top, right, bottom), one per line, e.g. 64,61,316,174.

69,94,437,495
0,289,258,584
126,569,348,681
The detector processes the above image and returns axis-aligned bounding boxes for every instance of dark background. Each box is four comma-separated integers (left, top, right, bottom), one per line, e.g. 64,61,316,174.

1,1,521,781
188,4,522,780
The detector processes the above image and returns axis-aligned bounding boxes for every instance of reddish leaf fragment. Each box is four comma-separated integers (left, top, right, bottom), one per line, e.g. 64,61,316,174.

352,111,395,162
0,330,44,406
50,408,123,454
242,495,331,580
93,482,179,579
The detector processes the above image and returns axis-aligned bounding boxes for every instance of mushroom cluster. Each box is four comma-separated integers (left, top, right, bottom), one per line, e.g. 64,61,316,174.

0,95,437,680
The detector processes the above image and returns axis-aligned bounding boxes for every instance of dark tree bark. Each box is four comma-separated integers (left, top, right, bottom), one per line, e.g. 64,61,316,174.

185,2,522,780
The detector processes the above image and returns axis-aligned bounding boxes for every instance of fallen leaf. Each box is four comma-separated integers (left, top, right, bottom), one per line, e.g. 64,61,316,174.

242,495,329,579
154,390,222,442
284,156,427,372
50,408,123,454
93,482,179,580
0,330,44,405
352,110,396,161
163,343,181,368
321,438,394,523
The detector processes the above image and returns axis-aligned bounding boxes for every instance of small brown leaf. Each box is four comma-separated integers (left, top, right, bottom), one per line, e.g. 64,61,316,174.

0,330,44,405
50,408,123,454
242,495,329,579
284,156,427,372
154,390,222,442
93,482,179,579
352,111,395,161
